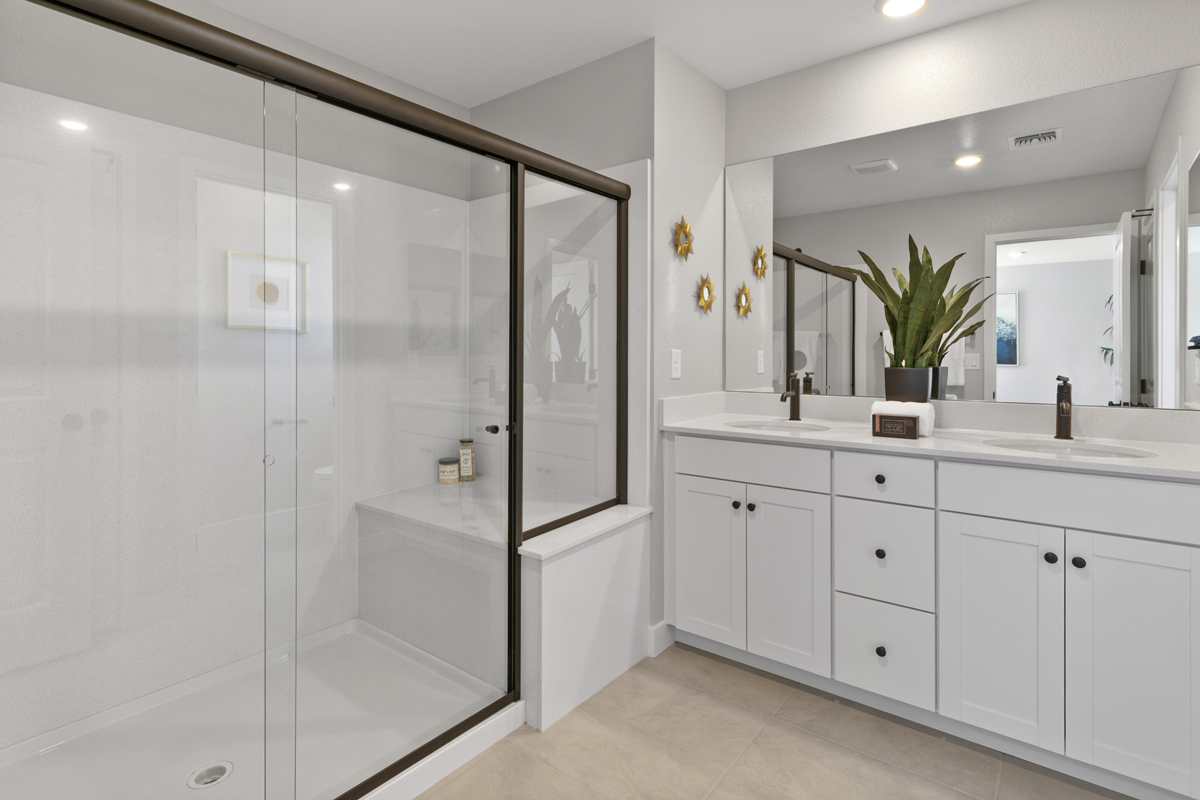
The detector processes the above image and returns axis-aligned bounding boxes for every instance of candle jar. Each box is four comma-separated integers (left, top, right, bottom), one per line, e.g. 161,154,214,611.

438,457,459,485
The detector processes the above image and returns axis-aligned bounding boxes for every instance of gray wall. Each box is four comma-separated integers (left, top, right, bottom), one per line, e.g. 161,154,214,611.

775,168,1145,399
726,0,1200,166
470,41,655,173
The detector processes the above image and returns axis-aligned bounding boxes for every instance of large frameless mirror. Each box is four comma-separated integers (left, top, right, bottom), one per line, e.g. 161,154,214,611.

726,66,1200,409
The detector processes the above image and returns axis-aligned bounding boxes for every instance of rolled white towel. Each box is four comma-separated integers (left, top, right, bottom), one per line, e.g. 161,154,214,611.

870,400,936,437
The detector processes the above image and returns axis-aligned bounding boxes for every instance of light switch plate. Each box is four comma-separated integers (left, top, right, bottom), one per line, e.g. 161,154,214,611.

965,353,981,370
671,349,682,379
757,350,764,374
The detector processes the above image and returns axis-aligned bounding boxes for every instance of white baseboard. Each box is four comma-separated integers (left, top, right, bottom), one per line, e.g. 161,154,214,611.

364,700,526,800
648,620,675,657
676,631,1186,800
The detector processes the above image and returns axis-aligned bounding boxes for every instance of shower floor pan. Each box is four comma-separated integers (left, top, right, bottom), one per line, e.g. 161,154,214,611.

0,620,504,800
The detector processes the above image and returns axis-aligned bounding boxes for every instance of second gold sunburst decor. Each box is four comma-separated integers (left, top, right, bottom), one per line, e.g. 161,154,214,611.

696,274,715,313
752,245,768,279
735,282,753,316
673,216,694,260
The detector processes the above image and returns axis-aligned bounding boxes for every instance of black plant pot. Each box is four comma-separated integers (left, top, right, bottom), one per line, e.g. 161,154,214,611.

930,366,949,400
884,367,932,403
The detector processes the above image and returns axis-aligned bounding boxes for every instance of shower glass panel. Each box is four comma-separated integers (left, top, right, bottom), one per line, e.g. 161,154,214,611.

523,173,618,532
0,1,513,798
0,1,271,797
826,273,854,396
794,264,827,393
294,92,511,798
772,259,854,396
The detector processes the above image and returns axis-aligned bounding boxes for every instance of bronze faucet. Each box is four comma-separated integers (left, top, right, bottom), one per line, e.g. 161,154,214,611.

1055,376,1073,440
780,373,802,421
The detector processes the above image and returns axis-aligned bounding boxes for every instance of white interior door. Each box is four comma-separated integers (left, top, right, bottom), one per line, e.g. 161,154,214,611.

1066,530,1200,796
674,475,746,649
746,485,830,676
939,513,1065,752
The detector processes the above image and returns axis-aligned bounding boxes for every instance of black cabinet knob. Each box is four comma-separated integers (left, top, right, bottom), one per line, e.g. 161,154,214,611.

1044,552,1058,564
485,425,500,434
875,548,886,559
1072,556,1087,569
732,500,741,510
875,474,886,485
876,646,887,657
747,503,756,512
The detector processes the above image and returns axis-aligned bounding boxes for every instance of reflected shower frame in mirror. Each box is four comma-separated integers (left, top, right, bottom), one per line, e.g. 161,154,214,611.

773,243,858,397
727,65,1200,410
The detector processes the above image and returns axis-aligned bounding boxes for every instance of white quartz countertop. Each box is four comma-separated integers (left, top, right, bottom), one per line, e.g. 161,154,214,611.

662,413,1200,482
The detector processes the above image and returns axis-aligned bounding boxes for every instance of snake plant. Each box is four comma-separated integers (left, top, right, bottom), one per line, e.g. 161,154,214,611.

850,236,990,369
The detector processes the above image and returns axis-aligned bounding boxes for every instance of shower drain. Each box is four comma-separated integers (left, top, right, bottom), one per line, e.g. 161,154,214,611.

187,761,233,789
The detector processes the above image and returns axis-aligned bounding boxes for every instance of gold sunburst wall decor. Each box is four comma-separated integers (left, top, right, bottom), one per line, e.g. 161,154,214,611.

697,274,715,313
735,282,753,317
673,216,694,260
752,245,768,279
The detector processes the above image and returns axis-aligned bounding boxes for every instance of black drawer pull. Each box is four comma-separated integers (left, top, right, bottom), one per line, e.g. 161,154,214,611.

747,503,756,512
732,500,741,510
876,646,887,657
1044,552,1058,564
1072,556,1087,569
875,548,886,559
875,474,886,485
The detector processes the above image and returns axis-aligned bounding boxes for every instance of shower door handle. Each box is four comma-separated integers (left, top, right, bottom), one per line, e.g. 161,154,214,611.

485,425,500,434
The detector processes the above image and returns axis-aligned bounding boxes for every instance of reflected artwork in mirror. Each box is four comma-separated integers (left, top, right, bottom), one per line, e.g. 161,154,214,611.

726,66,1200,409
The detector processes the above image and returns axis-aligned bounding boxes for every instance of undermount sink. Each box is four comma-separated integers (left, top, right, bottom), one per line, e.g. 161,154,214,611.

727,420,831,434
982,438,1158,459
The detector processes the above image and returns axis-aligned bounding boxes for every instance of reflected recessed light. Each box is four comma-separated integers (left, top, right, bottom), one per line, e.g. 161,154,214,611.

59,120,88,131
1010,251,1026,258
333,183,351,191
954,155,983,168
877,0,926,17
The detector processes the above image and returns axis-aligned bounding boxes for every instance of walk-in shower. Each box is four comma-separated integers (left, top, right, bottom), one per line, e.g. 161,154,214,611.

0,1,628,797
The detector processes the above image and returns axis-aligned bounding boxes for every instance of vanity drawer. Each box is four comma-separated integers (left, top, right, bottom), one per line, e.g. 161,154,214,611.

675,435,830,494
834,592,935,711
834,452,934,508
834,497,934,612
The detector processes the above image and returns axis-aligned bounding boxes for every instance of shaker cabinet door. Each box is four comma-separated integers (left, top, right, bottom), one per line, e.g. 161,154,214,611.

675,475,747,649
938,513,1065,752
1066,531,1200,797
746,485,831,676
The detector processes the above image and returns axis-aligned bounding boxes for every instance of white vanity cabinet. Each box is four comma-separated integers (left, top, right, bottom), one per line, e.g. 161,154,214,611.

940,462,1200,797
673,436,832,676
1065,531,1200,795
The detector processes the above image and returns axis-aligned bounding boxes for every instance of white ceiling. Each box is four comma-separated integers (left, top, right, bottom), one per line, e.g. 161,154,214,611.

997,235,1116,265
773,71,1178,219
201,0,1030,108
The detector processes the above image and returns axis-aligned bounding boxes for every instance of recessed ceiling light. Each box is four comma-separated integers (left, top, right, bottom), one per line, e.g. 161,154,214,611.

1010,251,1026,258
954,155,983,168
333,183,351,191
59,120,88,131
877,0,926,17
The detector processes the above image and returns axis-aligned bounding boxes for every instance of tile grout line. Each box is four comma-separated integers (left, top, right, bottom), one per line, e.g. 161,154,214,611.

994,756,1004,800
699,711,775,800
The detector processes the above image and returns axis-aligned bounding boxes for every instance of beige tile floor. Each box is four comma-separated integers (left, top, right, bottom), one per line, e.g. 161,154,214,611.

419,644,1132,800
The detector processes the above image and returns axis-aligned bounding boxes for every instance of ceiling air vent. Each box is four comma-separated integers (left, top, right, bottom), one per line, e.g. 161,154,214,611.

1009,128,1062,151
850,158,898,176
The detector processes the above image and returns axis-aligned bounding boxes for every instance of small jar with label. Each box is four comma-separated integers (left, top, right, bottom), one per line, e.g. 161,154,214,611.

438,457,459,485
458,439,476,481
